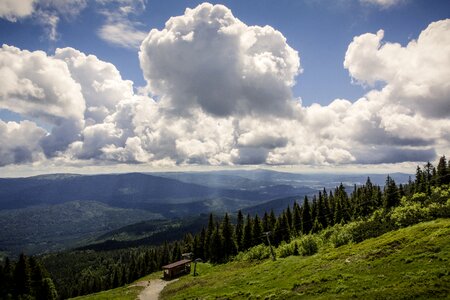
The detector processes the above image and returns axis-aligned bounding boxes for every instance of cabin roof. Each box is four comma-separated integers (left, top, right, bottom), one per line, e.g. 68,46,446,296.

162,259,192,269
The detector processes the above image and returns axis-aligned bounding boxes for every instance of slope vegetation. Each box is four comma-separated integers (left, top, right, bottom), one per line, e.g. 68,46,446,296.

161,218,450,299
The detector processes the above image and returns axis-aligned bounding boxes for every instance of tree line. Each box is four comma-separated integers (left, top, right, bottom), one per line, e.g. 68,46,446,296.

0,253,58,300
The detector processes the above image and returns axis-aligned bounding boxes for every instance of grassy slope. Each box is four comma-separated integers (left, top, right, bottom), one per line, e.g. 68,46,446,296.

161,219,450,299
71,273,162,300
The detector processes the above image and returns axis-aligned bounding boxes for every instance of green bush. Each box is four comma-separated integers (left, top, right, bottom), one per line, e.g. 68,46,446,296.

299,235,318,256
428,203,450,218
234,244,271,262
390,202,430,228
345,209,394,243
277,241,297,258
330,227,352,248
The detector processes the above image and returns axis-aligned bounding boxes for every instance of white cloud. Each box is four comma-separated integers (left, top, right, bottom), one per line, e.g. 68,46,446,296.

97,0,148,49
54,47,134,124
0,120,46,166
98,21,148,49
0,4,449,169
360,0,404,9
139,3,300,117
0,45,85,122
345,19,450,118
0,0,35,21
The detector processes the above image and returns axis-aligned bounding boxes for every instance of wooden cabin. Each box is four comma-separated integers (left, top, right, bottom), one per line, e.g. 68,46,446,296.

162,259,192,279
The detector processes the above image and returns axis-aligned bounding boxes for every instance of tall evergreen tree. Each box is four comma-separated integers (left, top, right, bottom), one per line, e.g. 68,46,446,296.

41,278,58,300
204,213,215,260
383,175,400,210
235,210,244,251
317,192,327,228
302,196,312,234
221,213,236,260
292,201,302,235
437,155,449,184
252,214,263,247
14,253,32,297
269,209,277,231
209,224,223,263
242,214,253,250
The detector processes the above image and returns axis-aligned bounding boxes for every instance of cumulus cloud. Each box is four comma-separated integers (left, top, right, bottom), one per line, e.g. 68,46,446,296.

0,0,35,21
0,45,85,122
139,3,300,117
1,4,449,169
345,19,450,119
0,120,46,166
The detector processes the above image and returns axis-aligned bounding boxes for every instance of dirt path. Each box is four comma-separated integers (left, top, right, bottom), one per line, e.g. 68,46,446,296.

137,278,178,300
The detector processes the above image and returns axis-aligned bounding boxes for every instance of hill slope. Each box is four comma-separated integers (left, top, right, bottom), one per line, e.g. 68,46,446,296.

160,219,450,299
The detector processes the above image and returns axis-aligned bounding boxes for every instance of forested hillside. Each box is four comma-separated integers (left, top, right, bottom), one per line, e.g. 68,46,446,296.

1,156,449,299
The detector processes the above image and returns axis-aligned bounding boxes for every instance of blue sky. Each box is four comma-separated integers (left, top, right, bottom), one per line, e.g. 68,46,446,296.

0,0,449,175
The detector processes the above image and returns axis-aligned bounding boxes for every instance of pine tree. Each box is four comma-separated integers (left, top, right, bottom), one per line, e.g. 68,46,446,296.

334,196,343,224
14,253,32,297
251,214,263,247
292,201,302,235
302,196,312,234
204,214,215,260
317,192,327,228
415,166,425,193
262,212,270,233
209,224,223,263
29,256,44,299
242,214,253,250
285,206,292,231
235,210,244,251
1,257,13,298
221,213,236,260
41,278,58,300
437,155,449,184
198,228,206,260
383,175,400,210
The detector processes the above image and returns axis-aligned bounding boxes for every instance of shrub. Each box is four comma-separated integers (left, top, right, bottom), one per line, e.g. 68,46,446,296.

234,244,271,262
277,241,297,258
330,227,352,248
411,192,427,204
390,202,430,228
428,203,450,218
299,235,318,256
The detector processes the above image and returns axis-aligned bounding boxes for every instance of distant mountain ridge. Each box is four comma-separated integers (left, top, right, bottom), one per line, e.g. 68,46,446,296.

0,172,315,211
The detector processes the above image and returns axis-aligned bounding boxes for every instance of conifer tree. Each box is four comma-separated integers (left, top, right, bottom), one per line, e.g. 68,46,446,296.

383,175,400,210
204,214,215,260
269,209,277,230
198,227,206,260
292,201,302,235
235,210,244,251
262,211,270,233
437,155,449,184
209,224,223,263
221,213,236,260
242,214,253,250
41,277,58,300
14,253,32,297
285,206,292,231
302,196,312,234
252,214,263,247
334,196,343,224
317,192,327,228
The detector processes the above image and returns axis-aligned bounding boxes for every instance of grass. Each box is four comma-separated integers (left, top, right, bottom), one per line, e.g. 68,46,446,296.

71,272,162,300
161,219,450,299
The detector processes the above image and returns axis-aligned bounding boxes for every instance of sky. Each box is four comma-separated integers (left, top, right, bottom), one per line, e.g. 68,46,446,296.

0,0,449,176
